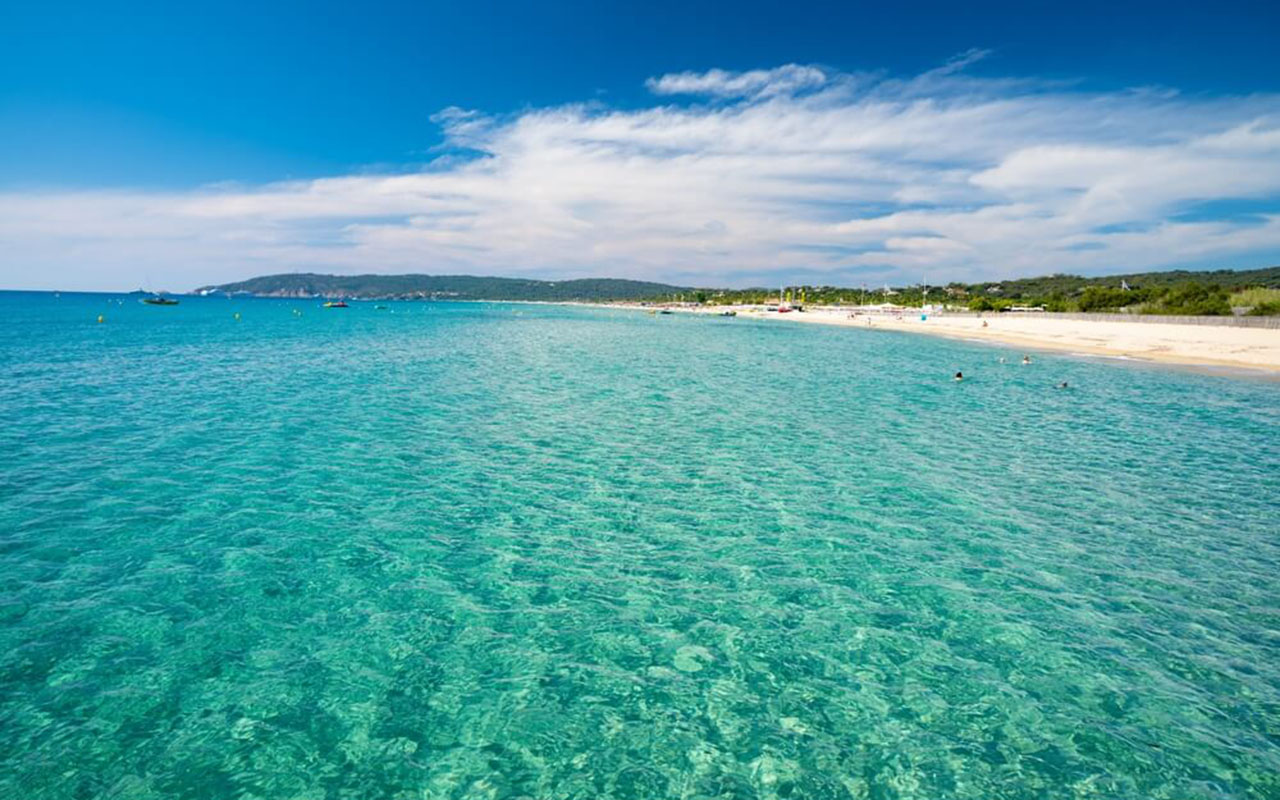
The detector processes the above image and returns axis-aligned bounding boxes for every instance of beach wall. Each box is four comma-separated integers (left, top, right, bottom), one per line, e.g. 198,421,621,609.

956,311,1280,329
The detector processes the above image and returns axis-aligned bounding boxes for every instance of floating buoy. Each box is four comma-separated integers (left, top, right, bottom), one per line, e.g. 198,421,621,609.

97,314,104,324
234,312,241,321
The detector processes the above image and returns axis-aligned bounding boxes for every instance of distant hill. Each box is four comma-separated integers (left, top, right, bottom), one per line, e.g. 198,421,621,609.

194,273,691,301
196,265,1280,308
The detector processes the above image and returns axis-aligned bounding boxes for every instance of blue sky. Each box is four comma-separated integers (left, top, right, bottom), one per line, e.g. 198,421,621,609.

2,0,1279,289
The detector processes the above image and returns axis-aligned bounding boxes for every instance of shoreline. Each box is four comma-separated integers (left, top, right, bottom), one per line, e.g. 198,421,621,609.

598,304,1280,375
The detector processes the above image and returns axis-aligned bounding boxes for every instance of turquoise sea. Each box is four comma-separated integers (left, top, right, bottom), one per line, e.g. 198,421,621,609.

1,291,1278,799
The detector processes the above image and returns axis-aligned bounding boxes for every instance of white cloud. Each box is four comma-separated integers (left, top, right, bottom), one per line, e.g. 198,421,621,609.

645,64,828,98
3,58,1280,290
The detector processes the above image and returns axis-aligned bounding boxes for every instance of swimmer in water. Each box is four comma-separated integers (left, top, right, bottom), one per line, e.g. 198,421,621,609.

1057,381,1069,389
998,356,1006,364
1022,355,1032,365
954,371,964,381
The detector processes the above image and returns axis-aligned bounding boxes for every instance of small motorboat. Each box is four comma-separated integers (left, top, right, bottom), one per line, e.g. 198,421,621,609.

323,300,349,308
141,296,180,306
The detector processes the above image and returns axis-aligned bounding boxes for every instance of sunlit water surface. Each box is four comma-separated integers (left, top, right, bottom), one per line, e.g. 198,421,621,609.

1,292,1278,799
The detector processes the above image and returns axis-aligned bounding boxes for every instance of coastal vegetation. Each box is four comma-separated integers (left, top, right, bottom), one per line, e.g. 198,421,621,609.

198,266,1280,314
1145,283,1233,316
676,265,1280,315
1231,287,1280,316
196,273,687,302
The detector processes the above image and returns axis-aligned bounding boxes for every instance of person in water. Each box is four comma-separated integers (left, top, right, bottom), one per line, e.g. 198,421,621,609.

1057,381,1069,389
954,371,964,381
1022,355,1032,365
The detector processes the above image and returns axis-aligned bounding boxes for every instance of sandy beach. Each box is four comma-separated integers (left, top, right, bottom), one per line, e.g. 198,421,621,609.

638,305,1280,373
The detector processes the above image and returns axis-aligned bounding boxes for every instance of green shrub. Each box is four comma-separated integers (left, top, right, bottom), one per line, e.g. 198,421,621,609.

1230,287,1280,310
1040,294,1071,312
1246,300,1280,316
1142,282,1232,316
1078,286,1145,312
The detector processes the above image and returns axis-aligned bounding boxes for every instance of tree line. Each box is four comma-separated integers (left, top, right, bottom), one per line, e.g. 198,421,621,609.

650,266,1280,315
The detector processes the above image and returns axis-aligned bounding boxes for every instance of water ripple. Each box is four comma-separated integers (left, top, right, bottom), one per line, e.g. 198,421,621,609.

0,294,1277,799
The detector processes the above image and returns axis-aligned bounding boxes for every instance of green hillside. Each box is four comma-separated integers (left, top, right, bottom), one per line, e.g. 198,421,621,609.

195,273,691,301
196,265,1280,314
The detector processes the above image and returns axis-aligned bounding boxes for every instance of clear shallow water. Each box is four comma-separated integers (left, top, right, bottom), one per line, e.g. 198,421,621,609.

1,291,1278,800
